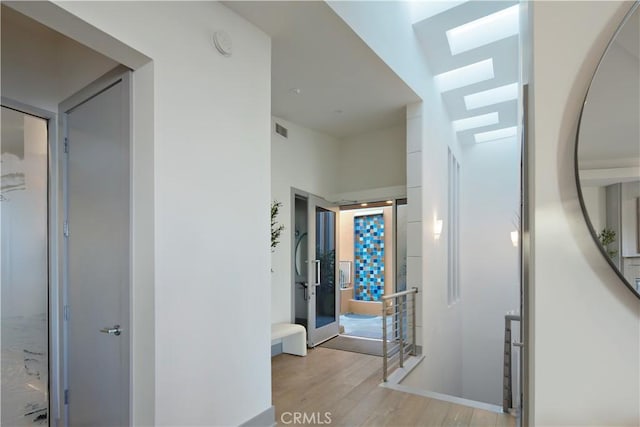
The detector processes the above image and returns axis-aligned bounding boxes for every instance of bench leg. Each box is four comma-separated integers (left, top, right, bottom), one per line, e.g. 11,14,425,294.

282,333,307,356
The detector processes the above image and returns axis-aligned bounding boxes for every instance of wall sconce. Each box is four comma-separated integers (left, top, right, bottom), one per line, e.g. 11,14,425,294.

434,219,443,240
510,230,519,247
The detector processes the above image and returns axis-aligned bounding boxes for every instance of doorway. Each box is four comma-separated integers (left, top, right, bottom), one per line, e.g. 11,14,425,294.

61,69,132,426
292,199,407,356
336,199,406,339
292,190,340,347
1,4,155,425
1,105,50,426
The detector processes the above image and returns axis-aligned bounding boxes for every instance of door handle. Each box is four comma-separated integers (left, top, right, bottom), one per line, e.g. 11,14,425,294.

100,325,122,336
314,260,321,286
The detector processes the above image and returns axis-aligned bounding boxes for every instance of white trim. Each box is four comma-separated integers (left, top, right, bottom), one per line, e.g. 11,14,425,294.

240,405,276,427
383,382,505,414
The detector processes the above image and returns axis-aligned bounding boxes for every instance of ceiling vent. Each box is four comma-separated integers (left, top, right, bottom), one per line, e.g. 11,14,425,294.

275,123,288,138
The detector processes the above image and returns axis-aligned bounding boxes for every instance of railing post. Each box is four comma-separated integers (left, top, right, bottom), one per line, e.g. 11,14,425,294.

411,288,417,356
398,295,404,368
503,315,512,413
503,314,521,413
382,299,388,382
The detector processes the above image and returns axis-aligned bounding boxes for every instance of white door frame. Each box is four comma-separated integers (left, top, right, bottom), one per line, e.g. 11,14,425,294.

0,97,61,425
58,66,132,427
306,194,340,347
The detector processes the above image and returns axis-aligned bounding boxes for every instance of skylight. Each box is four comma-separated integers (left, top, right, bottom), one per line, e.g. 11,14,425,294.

446,4,520,55
452,112,499,132
464,83,519,110
434,59,494,93
409,1,469,24
474,126,517,143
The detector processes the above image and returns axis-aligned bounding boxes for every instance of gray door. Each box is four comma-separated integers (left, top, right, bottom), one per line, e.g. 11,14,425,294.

306,196,339,346
64,72,130,426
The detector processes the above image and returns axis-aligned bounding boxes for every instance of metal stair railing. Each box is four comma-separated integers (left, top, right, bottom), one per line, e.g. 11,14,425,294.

381,287,419,382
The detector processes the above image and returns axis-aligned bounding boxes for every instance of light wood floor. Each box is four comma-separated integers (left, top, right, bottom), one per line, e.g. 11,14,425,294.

272,347,516,426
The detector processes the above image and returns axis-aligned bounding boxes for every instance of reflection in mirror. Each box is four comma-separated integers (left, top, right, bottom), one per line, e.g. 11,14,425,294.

577,3,640,297
1,106,49,424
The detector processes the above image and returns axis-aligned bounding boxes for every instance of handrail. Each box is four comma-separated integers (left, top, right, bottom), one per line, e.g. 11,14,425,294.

382,287,419,382
381,288,418,300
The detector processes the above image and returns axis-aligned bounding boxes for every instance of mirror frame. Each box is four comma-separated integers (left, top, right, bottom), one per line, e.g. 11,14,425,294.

574,0,640,299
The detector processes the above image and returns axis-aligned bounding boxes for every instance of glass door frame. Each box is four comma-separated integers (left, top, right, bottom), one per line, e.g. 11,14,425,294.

1,97,61,425
306,194,340,347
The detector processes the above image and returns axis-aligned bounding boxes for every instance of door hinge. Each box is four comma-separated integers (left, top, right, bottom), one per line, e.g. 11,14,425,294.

64,305,70,321
63,221,69,238
64,138,69,154
64,389,69,405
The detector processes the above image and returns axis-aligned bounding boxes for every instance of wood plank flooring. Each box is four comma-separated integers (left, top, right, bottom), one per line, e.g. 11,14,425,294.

272,347,516,427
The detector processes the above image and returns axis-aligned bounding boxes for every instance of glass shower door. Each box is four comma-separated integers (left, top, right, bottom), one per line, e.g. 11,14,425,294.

307,196,339,346
1,106,49,425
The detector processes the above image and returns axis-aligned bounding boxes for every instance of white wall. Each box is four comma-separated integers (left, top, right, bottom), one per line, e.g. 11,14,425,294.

328,1,465,397
529,1,640,425
337,124,406,194
460,137,520,405
271,116,340,323
8,1,274,425
418,96,464,397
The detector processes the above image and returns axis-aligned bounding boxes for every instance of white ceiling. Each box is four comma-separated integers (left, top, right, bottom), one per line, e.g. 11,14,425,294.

413,1,520,145
223,1,420,139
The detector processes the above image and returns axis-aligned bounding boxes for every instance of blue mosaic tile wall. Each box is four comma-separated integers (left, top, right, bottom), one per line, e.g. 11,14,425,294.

354,214,385,301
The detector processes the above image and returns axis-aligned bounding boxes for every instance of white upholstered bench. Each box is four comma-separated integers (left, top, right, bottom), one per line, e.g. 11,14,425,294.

271,323,307,356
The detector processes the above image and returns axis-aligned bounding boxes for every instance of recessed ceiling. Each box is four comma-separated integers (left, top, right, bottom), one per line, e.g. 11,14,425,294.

223,1,420,139
413,0,520,145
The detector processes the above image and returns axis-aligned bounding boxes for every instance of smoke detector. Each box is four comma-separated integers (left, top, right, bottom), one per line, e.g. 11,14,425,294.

212,31,232,57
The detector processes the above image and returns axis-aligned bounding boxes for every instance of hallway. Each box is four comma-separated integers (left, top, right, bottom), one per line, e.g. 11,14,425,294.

272,348,516,426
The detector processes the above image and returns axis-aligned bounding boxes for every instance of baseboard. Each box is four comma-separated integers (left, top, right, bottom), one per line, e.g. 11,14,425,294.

271,342,283,357
382,382,505,414
240,405,275,427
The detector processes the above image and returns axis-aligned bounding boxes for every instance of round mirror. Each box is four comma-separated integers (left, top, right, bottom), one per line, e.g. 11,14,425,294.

576,2,640,297
295,232,307,279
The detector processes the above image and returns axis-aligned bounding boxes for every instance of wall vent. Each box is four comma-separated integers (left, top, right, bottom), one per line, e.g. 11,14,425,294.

275,123,288,138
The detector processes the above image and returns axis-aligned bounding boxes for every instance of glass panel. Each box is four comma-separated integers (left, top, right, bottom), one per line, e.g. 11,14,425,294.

315,207,335,328
1,106,49,425
294,196,308,328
